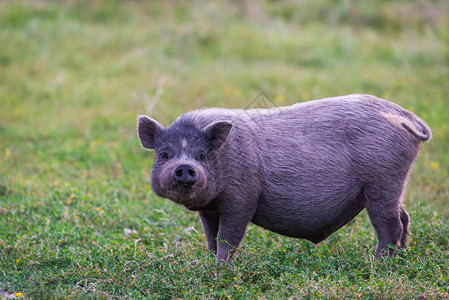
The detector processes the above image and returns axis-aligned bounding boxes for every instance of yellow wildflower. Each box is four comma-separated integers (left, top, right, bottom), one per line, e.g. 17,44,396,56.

301,92,310,101
430,161,439,171
275,94,285,104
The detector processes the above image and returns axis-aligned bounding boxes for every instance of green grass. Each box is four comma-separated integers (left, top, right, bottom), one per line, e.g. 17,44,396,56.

1,0,448,298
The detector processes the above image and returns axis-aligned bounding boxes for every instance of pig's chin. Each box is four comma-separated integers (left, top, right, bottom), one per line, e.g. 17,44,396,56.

167,187,207,208
165,185,207,207
169,184,197,199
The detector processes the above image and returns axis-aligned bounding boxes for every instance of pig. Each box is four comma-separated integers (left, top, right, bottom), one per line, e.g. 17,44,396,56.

137,94,431,262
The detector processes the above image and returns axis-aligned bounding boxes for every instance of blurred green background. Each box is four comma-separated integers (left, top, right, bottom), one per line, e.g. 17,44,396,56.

0,0,448,298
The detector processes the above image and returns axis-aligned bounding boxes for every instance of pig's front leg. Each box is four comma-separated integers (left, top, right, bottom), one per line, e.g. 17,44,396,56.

216,211,253,262
199,211,220,254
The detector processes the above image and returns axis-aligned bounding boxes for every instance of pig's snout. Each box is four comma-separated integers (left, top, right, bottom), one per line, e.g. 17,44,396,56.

173,164,198,185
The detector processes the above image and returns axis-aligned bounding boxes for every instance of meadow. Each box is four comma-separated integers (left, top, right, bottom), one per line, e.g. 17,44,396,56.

1,0,448,298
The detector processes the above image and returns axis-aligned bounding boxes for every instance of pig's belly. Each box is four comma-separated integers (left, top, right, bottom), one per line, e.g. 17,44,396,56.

251,193,365,243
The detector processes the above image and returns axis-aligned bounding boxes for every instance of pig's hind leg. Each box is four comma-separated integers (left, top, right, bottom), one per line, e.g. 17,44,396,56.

399,207,410,248
362,184,405,257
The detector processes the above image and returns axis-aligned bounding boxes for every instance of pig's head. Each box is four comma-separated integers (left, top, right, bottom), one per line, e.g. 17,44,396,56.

137,115,233,208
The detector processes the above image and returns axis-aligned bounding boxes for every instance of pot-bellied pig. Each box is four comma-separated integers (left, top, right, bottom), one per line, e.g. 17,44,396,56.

137,94,431,262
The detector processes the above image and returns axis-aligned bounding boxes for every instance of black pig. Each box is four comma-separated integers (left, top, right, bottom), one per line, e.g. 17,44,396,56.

137,94,431,262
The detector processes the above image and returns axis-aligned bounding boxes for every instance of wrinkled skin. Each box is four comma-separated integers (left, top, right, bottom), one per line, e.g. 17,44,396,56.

138,94,431,262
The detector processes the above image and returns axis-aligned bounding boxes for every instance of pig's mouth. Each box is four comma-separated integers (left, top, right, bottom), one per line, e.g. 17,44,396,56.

163,180,206,202
171,182,196,194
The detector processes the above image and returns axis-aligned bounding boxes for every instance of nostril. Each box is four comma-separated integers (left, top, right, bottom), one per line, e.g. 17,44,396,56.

176,169,183,177
188,169,195,177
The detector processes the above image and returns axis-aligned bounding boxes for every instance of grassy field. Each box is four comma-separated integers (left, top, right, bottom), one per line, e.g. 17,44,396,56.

1,0,448,298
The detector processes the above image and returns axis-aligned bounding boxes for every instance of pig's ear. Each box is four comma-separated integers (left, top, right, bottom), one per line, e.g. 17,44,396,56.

204,121,233,149
138,115,163,149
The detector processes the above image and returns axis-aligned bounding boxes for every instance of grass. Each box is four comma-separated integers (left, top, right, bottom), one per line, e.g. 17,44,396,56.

1,0,448,298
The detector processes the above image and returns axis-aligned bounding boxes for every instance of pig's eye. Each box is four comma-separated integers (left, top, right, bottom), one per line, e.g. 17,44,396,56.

196,152,207,161
159,152,170,160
